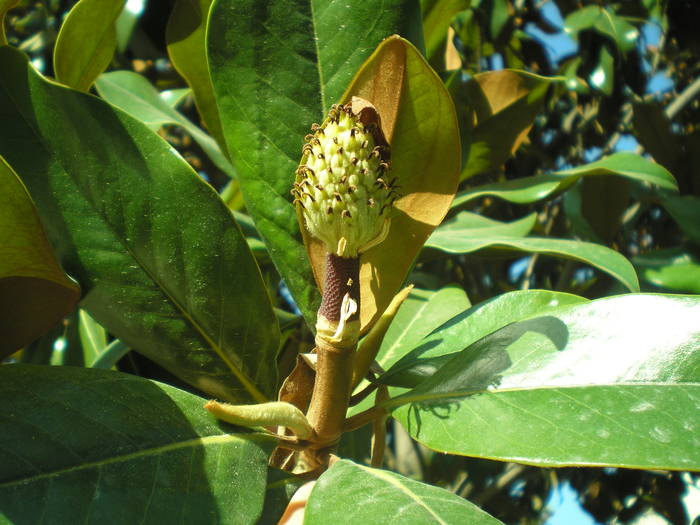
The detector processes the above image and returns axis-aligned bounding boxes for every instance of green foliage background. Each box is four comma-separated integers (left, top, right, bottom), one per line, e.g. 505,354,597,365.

1,0,699,523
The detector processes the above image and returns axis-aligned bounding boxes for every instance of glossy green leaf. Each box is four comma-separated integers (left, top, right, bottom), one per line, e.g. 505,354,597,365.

166,0,226,150
207,0,424,327
305,459,503,525
349,286,469,416
381,290,588,388
461,70,558,180
422,0,470,62
0,157,80,359
662,195,700,244
0,0,19,45
91,339,130,369
589,44,614,95
114,0,142,52
634,248,700,294
375,286,470,371
564,6,638,52
489,0,509,40
0,365,274,524
632,102,683,173
431,211,536,240
454,152,676,208
162,87,192,108
390,294,700,469
425,232,640,292
53,0,125,91
78,309,106,364
560,56,589,93
0,47,279,403
452,174,572,207
95,70,235,178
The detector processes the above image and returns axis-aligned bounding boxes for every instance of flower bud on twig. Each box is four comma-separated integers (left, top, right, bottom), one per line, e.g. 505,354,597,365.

292,97,398,258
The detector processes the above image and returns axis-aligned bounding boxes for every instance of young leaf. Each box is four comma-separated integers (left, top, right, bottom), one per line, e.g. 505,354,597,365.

553,152,678,191
0,47,279,403
53,0,125,91
433,211,536,238
0,157,80,359
425,233,640,292
633,248,700,294
78,309,107,364
452,174,573,207
166,0,227,151
305,459,503,524
0,365,274,524
453,152,677,208
390,294,700,470
207,1,424,327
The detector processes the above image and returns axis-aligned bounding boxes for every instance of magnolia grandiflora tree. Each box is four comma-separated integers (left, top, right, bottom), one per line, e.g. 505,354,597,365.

0,1,698,524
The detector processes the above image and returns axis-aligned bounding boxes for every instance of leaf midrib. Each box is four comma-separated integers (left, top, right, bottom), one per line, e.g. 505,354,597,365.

0,434,262,489
358,465,448,525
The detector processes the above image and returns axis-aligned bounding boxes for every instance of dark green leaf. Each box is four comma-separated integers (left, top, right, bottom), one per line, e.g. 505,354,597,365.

662,195,700,244
391,294,700,470
632,102,683,173
305,459,503,524
579,175,630,242
260,469,305,525
564,6,638,52
0,47,279,402
489,0,509,40
207,0,423,326
0,365,274,524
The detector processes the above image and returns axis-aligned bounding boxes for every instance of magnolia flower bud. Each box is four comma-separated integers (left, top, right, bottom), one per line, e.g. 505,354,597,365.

292,98,397,258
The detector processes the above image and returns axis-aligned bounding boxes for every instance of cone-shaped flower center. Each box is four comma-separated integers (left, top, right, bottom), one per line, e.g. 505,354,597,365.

293,102,397,258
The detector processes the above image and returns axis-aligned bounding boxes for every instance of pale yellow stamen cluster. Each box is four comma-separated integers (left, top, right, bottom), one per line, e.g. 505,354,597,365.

292,104,397,257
